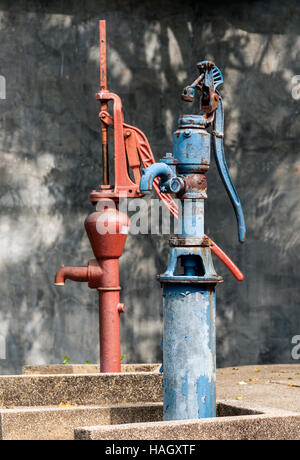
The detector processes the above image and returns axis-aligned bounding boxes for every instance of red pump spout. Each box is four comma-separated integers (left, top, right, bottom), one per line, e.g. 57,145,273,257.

54,266,89,286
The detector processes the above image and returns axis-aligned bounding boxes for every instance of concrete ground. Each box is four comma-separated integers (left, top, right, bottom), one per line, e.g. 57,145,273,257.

1,364,300,439
23,363,300,413
217,364,300,412
75,364,300,440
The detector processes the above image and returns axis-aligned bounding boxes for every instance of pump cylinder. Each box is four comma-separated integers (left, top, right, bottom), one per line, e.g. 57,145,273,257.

177,200,204,239
98,287,122,373
162,282,216,420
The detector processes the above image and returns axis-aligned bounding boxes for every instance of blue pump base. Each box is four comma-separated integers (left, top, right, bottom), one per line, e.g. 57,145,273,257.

159,247,222,421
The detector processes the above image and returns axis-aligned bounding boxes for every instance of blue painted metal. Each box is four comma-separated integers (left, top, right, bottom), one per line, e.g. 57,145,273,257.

161,247,221,283
162,283,216,420
140,61,246,422
140,162,174,194
172,116,211,174
159,239,221,420
213,99,246,242
177,200,204,239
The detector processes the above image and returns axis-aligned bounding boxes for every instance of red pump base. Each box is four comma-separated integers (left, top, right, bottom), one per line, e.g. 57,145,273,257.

55,200,129,373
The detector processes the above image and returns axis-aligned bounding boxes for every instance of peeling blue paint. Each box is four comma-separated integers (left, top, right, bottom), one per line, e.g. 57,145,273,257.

160,339,164,374
182,373,188,396
163,283,217,420
197,376,216,418
193,309,200,319
164,386,176,413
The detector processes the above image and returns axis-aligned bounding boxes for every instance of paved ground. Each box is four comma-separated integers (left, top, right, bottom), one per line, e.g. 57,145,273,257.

21,363,300,413
2,363,300,439
217,364,300,412
75,364,300,440
22,363,300,412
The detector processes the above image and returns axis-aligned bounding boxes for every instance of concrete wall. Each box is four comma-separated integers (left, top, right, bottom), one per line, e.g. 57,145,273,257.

0,0,300,374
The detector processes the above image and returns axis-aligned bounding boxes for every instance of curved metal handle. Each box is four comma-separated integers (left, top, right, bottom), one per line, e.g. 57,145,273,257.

212,98,246,243
208,239,244,281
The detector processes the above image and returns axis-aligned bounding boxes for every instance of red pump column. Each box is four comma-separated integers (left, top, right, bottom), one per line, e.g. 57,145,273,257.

55,200,130,373
85,201,129,373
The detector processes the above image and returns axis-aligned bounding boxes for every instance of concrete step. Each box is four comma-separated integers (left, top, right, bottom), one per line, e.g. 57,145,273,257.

0,373,163,407
0,403,163,440
74,401,300,441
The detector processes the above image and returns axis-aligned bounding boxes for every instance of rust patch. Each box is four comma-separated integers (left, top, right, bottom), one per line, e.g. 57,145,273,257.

185,174,207,193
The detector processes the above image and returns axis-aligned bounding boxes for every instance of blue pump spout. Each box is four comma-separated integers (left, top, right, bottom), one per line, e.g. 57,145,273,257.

140,162,173,193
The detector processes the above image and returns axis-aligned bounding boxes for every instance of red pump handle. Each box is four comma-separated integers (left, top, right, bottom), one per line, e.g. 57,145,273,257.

207,237,244,281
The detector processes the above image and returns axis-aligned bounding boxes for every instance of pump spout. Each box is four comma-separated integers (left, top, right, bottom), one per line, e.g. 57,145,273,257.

140,162,173,193
54,265,89,286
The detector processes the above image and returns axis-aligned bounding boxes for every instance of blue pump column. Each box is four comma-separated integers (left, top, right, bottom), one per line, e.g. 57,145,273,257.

162,279,217,420
159,235,221,420
158,114,221,419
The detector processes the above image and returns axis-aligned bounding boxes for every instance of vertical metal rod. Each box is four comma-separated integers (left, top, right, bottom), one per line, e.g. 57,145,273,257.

98,258,122,373
99,289,121,373
99,20,109,185
99,20,107,91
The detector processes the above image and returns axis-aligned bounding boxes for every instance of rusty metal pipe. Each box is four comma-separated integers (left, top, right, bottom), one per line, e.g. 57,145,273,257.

98,289,122,373
99,20,109,185
97,258,123,372
54,266,89,286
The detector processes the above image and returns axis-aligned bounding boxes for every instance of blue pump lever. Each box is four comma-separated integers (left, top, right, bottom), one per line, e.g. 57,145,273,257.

212,97,246,243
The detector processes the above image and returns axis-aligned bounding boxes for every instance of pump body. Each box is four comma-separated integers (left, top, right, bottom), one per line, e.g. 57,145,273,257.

54,20,176,373
55,201,129,372
159,115,222,420
140,61,246,421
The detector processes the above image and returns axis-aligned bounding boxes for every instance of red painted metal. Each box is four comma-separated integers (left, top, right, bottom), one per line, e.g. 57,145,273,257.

97,92,141,198
95,110,177,215
99,20,109,185
99,20,107,91
55,201,130,373
208,239,244,281
86,202,129,372
54,266,89,285
54,21,135,373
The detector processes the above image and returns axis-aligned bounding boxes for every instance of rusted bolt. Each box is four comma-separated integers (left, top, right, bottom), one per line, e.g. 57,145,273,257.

170,176,185,193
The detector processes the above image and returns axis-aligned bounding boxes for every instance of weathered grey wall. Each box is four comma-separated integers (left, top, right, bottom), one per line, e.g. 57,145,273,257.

0,0,300,374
